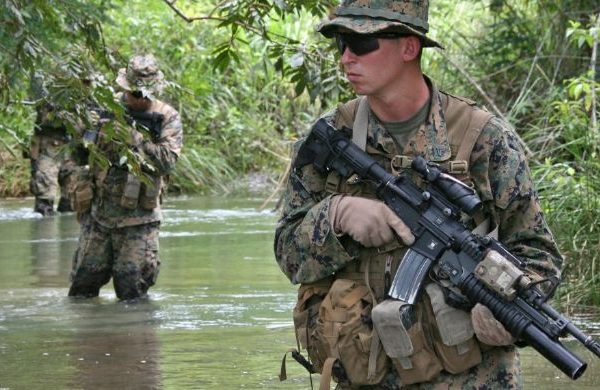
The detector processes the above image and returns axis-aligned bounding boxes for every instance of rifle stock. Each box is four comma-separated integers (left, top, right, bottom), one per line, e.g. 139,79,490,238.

294,118,600,380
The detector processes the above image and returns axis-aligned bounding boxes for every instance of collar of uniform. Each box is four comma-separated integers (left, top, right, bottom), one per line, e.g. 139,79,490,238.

402,76,451,162
369,117,398,155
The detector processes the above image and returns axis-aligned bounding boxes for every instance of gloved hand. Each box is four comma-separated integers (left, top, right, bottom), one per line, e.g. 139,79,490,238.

329,195,414,248
471,303,516,346
129,129,145,150
88,110,101,126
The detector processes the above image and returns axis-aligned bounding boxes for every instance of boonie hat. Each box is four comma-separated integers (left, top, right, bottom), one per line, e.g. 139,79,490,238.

116,54,165,98
317,0,442,48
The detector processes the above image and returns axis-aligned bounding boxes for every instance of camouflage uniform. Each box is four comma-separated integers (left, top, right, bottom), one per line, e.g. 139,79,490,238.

275,82,562,389
29,103,77,215
69,54,183,300
275,1,562,388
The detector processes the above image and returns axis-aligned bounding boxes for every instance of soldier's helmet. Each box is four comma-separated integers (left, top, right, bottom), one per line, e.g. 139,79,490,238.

116,54,165,98
317,0,442,48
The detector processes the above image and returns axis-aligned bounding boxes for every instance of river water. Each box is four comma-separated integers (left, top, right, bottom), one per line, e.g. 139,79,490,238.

0,196,598,389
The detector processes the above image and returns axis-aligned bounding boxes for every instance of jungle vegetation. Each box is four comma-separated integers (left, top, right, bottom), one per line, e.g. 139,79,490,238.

0,0,599,306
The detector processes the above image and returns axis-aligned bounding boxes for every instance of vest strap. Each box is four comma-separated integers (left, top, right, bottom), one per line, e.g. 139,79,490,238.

391,155,412,175
448,160,468,175
279,348,296,381
335,98,359,129
319,357,337,390
352,97,369,151
445,95,494,164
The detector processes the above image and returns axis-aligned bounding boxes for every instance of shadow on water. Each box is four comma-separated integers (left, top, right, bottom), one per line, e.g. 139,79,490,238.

0,196,599,389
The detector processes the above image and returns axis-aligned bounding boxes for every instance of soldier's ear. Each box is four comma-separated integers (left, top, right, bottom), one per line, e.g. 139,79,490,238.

401,36,422,62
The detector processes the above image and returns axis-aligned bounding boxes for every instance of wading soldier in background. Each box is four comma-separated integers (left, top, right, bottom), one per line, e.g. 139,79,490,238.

68,54,183,300
275,1,562,388
28,71,101,216
28,72,76,216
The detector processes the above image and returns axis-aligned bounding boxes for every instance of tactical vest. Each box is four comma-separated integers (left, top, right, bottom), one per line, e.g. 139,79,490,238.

71,100,169,217
282,94,495,389
103,100,169,209
330,94,492,193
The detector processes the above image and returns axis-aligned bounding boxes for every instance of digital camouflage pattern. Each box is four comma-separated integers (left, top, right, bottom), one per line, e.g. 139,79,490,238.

28,70,106,215
274,78,562,387
29,103,76,214
70,98,181,299
70,56,182,299
90,97,183,229
317,0,442,48
116,54,165,99
69,215,160,300
275,79,562,284
372,347,522,389
29,137,69,199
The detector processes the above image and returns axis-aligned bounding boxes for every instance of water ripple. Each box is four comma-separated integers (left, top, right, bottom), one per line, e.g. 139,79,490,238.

0,207,42,221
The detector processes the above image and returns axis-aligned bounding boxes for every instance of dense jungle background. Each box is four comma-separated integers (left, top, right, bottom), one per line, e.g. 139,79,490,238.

1,0,599,306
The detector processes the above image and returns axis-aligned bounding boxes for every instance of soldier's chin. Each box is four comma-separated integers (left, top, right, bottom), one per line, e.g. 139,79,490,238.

349,83,368,95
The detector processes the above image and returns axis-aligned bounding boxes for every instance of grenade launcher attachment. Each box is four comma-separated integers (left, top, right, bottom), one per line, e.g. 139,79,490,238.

294,118,600,380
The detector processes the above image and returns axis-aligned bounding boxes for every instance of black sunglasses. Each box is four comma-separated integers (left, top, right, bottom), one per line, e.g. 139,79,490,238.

335,32,407,56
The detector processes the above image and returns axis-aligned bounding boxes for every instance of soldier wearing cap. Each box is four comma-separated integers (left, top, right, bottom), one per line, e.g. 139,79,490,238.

275,1,562,388
68,54,183,300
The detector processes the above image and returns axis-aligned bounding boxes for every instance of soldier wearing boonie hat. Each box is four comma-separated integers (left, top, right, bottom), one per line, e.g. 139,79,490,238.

275,1,562,389
317,0,442,48
116,54,166,99
68,53,183,301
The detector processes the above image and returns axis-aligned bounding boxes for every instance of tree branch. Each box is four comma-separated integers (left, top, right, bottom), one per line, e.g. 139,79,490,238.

162,0,219,22
161,0,270,38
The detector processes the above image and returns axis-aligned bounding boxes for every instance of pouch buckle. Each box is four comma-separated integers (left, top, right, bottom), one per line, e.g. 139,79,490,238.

391,155,413,176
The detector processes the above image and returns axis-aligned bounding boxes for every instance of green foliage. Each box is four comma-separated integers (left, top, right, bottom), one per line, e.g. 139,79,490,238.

0,0,113,103
0,0,334,193
0,0,135,182
169,0,342,102
98,0,334,192
1,0,600,303
0,150,29,197
525,13,599,305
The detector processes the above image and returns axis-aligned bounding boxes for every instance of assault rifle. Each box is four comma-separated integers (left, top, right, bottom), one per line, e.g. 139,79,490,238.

125,108,164,142
82,105,114,145
81,108,164,144
295,118,600,380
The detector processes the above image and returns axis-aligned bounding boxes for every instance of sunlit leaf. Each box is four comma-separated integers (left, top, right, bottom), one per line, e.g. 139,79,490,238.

289,51,304,68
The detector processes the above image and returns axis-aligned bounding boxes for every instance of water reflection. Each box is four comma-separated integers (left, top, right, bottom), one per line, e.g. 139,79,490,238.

29,214,78,286
68,300,162,389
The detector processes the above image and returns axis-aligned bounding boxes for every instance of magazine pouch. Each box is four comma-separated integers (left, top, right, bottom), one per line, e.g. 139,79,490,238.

372,298,443,385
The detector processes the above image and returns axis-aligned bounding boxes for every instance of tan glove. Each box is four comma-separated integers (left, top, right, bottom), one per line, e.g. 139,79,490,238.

329,195,414,248
88,110,101,126
129,129,145,149
471,303,516,346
